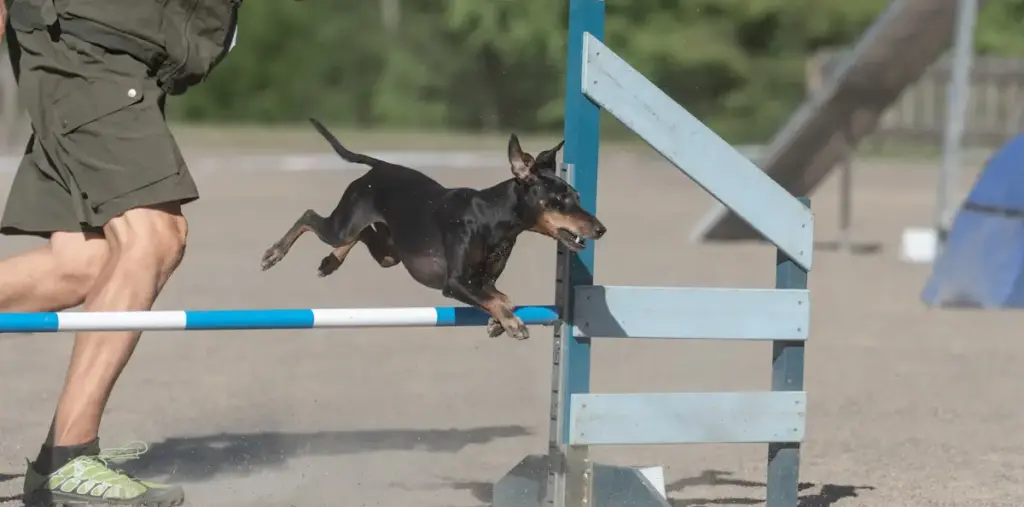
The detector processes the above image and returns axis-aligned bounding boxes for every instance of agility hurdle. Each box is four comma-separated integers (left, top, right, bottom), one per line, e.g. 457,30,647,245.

492,1,814,507
0,2,812,506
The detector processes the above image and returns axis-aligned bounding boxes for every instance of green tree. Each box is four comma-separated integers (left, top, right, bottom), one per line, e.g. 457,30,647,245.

168,0,1024,143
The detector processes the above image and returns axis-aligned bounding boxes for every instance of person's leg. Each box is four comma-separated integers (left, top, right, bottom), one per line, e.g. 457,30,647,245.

9,20,199,506
23,204,189,506
0,232,109,312
48,202,187,448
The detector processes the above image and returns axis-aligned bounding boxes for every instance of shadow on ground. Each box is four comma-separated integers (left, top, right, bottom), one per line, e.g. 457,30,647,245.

436,469,874,507
667,470,875,507
448,480,496,503
0,473,24,504
119,425,530,482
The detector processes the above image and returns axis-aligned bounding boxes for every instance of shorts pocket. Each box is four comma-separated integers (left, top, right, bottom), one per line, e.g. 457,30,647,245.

52,77,181,206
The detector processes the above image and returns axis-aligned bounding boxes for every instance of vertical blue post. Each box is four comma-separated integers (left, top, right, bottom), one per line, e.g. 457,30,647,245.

767,197,810,507
560,0,603,447
550,2,604,506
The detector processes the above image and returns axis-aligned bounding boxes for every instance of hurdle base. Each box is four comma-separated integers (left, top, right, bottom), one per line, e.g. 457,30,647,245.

492,454,668,507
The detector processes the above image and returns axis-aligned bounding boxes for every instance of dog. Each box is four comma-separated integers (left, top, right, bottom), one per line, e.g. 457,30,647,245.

260,118,606,340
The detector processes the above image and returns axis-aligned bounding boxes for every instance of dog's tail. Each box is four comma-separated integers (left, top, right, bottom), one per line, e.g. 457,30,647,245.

308,118,383,167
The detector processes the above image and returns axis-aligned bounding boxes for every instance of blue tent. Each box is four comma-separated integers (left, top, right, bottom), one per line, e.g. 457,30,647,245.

922,134,1024,308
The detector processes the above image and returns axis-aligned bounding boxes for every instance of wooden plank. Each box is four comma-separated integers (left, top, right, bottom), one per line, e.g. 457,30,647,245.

581,34,813,270
569,392,806,446
573,285,809,341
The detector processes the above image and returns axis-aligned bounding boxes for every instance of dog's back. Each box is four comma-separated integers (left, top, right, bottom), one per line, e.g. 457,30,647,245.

308,118,462,283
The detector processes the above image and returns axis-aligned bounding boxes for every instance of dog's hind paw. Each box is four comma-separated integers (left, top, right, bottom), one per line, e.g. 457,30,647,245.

487,318,505,338
318,255,342,277
261,247,285,271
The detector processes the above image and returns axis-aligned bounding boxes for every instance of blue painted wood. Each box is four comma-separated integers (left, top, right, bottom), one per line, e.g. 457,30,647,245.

580,34,814,271
767,197,811,507
560,0,604,450
573,285,809,341
569,392,806,446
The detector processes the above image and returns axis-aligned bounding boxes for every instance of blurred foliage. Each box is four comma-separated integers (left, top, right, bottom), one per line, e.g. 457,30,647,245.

167,0,1024,143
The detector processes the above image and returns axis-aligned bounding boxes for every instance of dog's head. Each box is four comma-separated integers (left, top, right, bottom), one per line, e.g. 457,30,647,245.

507,133,606,252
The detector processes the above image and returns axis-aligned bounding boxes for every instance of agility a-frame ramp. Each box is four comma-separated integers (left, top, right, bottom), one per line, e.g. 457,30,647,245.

493,2,814,506
691,0,974,243
0,2,812,506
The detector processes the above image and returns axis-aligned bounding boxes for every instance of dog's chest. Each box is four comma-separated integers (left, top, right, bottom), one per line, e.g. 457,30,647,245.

486,238,514,261
481,236,516,279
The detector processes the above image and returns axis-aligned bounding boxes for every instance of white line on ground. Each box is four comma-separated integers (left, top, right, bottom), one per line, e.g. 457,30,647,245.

0,145,770,174
0,151,510,173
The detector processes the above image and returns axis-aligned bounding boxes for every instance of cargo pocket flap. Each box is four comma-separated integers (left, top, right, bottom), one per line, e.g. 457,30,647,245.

57,79,146,135
50,78,179,208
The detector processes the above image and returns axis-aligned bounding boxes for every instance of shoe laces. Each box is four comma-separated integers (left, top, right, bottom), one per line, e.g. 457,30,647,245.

96,441,149,464
74,441,150,481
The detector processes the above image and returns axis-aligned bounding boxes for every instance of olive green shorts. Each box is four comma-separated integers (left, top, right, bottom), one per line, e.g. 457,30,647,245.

0,23,199,238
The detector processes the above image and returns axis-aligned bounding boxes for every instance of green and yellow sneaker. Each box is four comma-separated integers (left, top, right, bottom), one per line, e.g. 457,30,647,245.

22,442,184,506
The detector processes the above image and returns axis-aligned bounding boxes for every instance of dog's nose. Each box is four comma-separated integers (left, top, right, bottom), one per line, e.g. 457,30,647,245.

594,224,607,238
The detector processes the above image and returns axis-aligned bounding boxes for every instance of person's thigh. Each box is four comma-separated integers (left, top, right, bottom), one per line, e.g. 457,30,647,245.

49,231,110,271
9,25,199,235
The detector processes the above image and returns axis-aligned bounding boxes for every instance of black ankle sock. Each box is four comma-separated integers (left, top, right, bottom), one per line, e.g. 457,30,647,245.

32,438,99,475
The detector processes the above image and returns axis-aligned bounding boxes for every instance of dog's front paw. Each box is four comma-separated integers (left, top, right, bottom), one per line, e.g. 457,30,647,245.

261,246,285,271
318,255,341,277
487,318,505,338
503,317,529,341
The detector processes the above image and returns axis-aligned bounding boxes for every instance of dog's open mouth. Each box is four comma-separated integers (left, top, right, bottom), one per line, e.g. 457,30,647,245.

557,228,587,252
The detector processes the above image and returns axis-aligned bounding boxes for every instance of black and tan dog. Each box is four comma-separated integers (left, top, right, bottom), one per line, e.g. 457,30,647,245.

261,119,606,340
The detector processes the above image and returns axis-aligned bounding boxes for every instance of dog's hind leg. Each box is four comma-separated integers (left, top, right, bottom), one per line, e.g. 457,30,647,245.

261,209,335,271
359,223,400,268
316,192,377,277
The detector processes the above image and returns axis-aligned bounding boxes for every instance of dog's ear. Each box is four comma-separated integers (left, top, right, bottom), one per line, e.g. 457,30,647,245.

508,133,536,181
533,140,564,173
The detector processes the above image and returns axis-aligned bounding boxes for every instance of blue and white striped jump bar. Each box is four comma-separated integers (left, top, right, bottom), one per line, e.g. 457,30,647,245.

0,306,559,333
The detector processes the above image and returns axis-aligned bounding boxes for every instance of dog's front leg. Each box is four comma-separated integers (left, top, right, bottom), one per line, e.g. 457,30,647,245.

443,234,528,340
482,284,524,339
443,279,528,341
482,240,516,338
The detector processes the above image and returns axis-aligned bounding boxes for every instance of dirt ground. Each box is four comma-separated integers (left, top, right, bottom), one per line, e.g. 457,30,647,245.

0,141,1021,507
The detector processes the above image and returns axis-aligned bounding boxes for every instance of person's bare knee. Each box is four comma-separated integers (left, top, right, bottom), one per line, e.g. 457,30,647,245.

49,232,110,304
104,203,188,283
